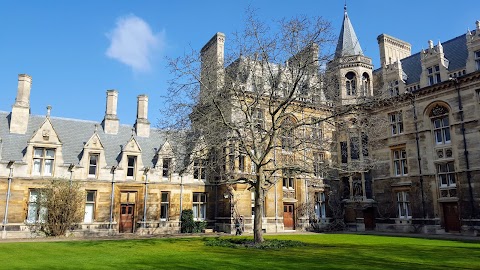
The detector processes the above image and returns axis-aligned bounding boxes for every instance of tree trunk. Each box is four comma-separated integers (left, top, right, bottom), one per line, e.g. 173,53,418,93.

253,169,264,243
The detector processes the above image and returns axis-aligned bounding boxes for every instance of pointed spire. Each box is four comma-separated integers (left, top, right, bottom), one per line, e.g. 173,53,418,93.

335,5,363,57
437,40,443,53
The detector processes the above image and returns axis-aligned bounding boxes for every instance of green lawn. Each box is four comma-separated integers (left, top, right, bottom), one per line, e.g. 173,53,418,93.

0,234,479,270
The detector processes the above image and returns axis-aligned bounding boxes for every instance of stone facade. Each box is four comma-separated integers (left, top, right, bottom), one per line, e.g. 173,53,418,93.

1,7,480,239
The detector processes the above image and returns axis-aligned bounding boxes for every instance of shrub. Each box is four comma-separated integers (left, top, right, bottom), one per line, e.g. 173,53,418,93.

39,179,85,236
205,238,306,249
180,209,195,233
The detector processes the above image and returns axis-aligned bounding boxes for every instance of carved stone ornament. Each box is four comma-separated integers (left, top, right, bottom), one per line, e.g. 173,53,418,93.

430,104,449,117
42,129,50,140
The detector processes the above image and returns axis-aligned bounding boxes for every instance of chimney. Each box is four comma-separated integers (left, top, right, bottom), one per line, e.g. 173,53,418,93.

10,74,32,134
134,94,150,137
102,90,119,134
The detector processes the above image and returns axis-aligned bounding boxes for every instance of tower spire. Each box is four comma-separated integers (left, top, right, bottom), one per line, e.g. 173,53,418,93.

335,4,363,57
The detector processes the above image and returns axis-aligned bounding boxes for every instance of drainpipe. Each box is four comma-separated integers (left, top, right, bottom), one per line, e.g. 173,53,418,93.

142,167,150,229
180,174,183,214
2,161,14,239
109,166,117,231
451,78,475,218
410,93,426,220
273,144,278,232
68,163,75,186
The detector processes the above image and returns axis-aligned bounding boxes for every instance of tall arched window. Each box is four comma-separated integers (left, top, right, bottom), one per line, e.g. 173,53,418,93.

429,104,451,145
345,72,356,96
361,73,370,96
281,117,295,152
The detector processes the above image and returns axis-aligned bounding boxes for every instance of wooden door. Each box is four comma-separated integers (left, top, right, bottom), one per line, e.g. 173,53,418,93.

363,207,376,230
283,204,294,229
120,204,134,233
443,202,461,232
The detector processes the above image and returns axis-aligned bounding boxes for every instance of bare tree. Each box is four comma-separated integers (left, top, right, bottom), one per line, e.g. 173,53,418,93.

161,9,386,243
39,179,85,236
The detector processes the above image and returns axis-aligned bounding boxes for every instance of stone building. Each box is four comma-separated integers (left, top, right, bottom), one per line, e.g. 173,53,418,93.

330,8,480,233
1,7,480,238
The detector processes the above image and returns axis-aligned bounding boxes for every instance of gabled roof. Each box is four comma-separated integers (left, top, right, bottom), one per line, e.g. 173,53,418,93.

335,5,363,57
399,32,471,85
0,111,182,168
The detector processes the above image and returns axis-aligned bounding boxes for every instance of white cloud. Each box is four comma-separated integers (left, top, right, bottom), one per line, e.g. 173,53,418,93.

106,14,165,72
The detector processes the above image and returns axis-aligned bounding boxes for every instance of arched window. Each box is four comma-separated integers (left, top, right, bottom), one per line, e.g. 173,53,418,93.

429,104,451,145
281,117,295,152
345,72,356,95
361,73,370,96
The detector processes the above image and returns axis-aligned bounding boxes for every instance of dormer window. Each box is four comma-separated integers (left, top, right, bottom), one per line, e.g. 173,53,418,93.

193,159,206,181
475,50,480,71
427,65,441,86
33,148,55,176
162,158,171,178
88,154,99,178
127,156,136,179
345,72,357,95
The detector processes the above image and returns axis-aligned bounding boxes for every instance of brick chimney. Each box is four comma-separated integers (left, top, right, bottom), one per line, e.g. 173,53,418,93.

134,94,150,137
102,90,119,134
10,74,32,134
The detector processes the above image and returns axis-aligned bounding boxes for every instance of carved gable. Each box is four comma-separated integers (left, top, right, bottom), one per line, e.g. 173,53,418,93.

29,118,62,145
84,133,104,150
158,140,173,156
123,136,142,154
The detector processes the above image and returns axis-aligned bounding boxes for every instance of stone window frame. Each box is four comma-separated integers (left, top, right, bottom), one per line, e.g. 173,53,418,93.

314,192,327,219
126,155,137,179
192,192,207,221
436,161,456,188
475,50,480,71
392,147,408,177
32,147,56,176
160,191,170,221
427,65,441,86
345,71,357,95
88,153,100,179
396,190,412,219
388,111,404,136
84,190,96,223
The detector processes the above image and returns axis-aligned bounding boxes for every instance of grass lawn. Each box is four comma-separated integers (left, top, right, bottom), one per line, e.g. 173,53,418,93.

0,234,479,270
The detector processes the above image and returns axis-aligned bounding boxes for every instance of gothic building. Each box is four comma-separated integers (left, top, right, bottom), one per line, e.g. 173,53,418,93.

1,7,479,238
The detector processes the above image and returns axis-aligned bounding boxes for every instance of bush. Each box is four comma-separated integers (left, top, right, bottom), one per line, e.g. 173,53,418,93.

180,210,195,233
181,210,209,233
194,221,207,233
39,179,85,236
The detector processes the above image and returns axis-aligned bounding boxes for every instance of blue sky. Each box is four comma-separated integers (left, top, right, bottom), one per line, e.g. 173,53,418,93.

0,0,477,126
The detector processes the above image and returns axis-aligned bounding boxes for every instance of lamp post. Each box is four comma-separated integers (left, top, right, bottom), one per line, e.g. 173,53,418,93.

2,161,14,239
142,167,150,229
224,189,234,233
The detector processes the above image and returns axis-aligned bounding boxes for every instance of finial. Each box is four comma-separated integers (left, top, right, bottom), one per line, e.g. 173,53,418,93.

132,127,135,136
94,124,99,133
46,105,52,117
476,20,480,31
344,1,347,13
428,40,433,49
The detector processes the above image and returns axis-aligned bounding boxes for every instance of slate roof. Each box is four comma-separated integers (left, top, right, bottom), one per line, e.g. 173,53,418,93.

376,31,473,85
335,7,364,57
0,111,187,170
